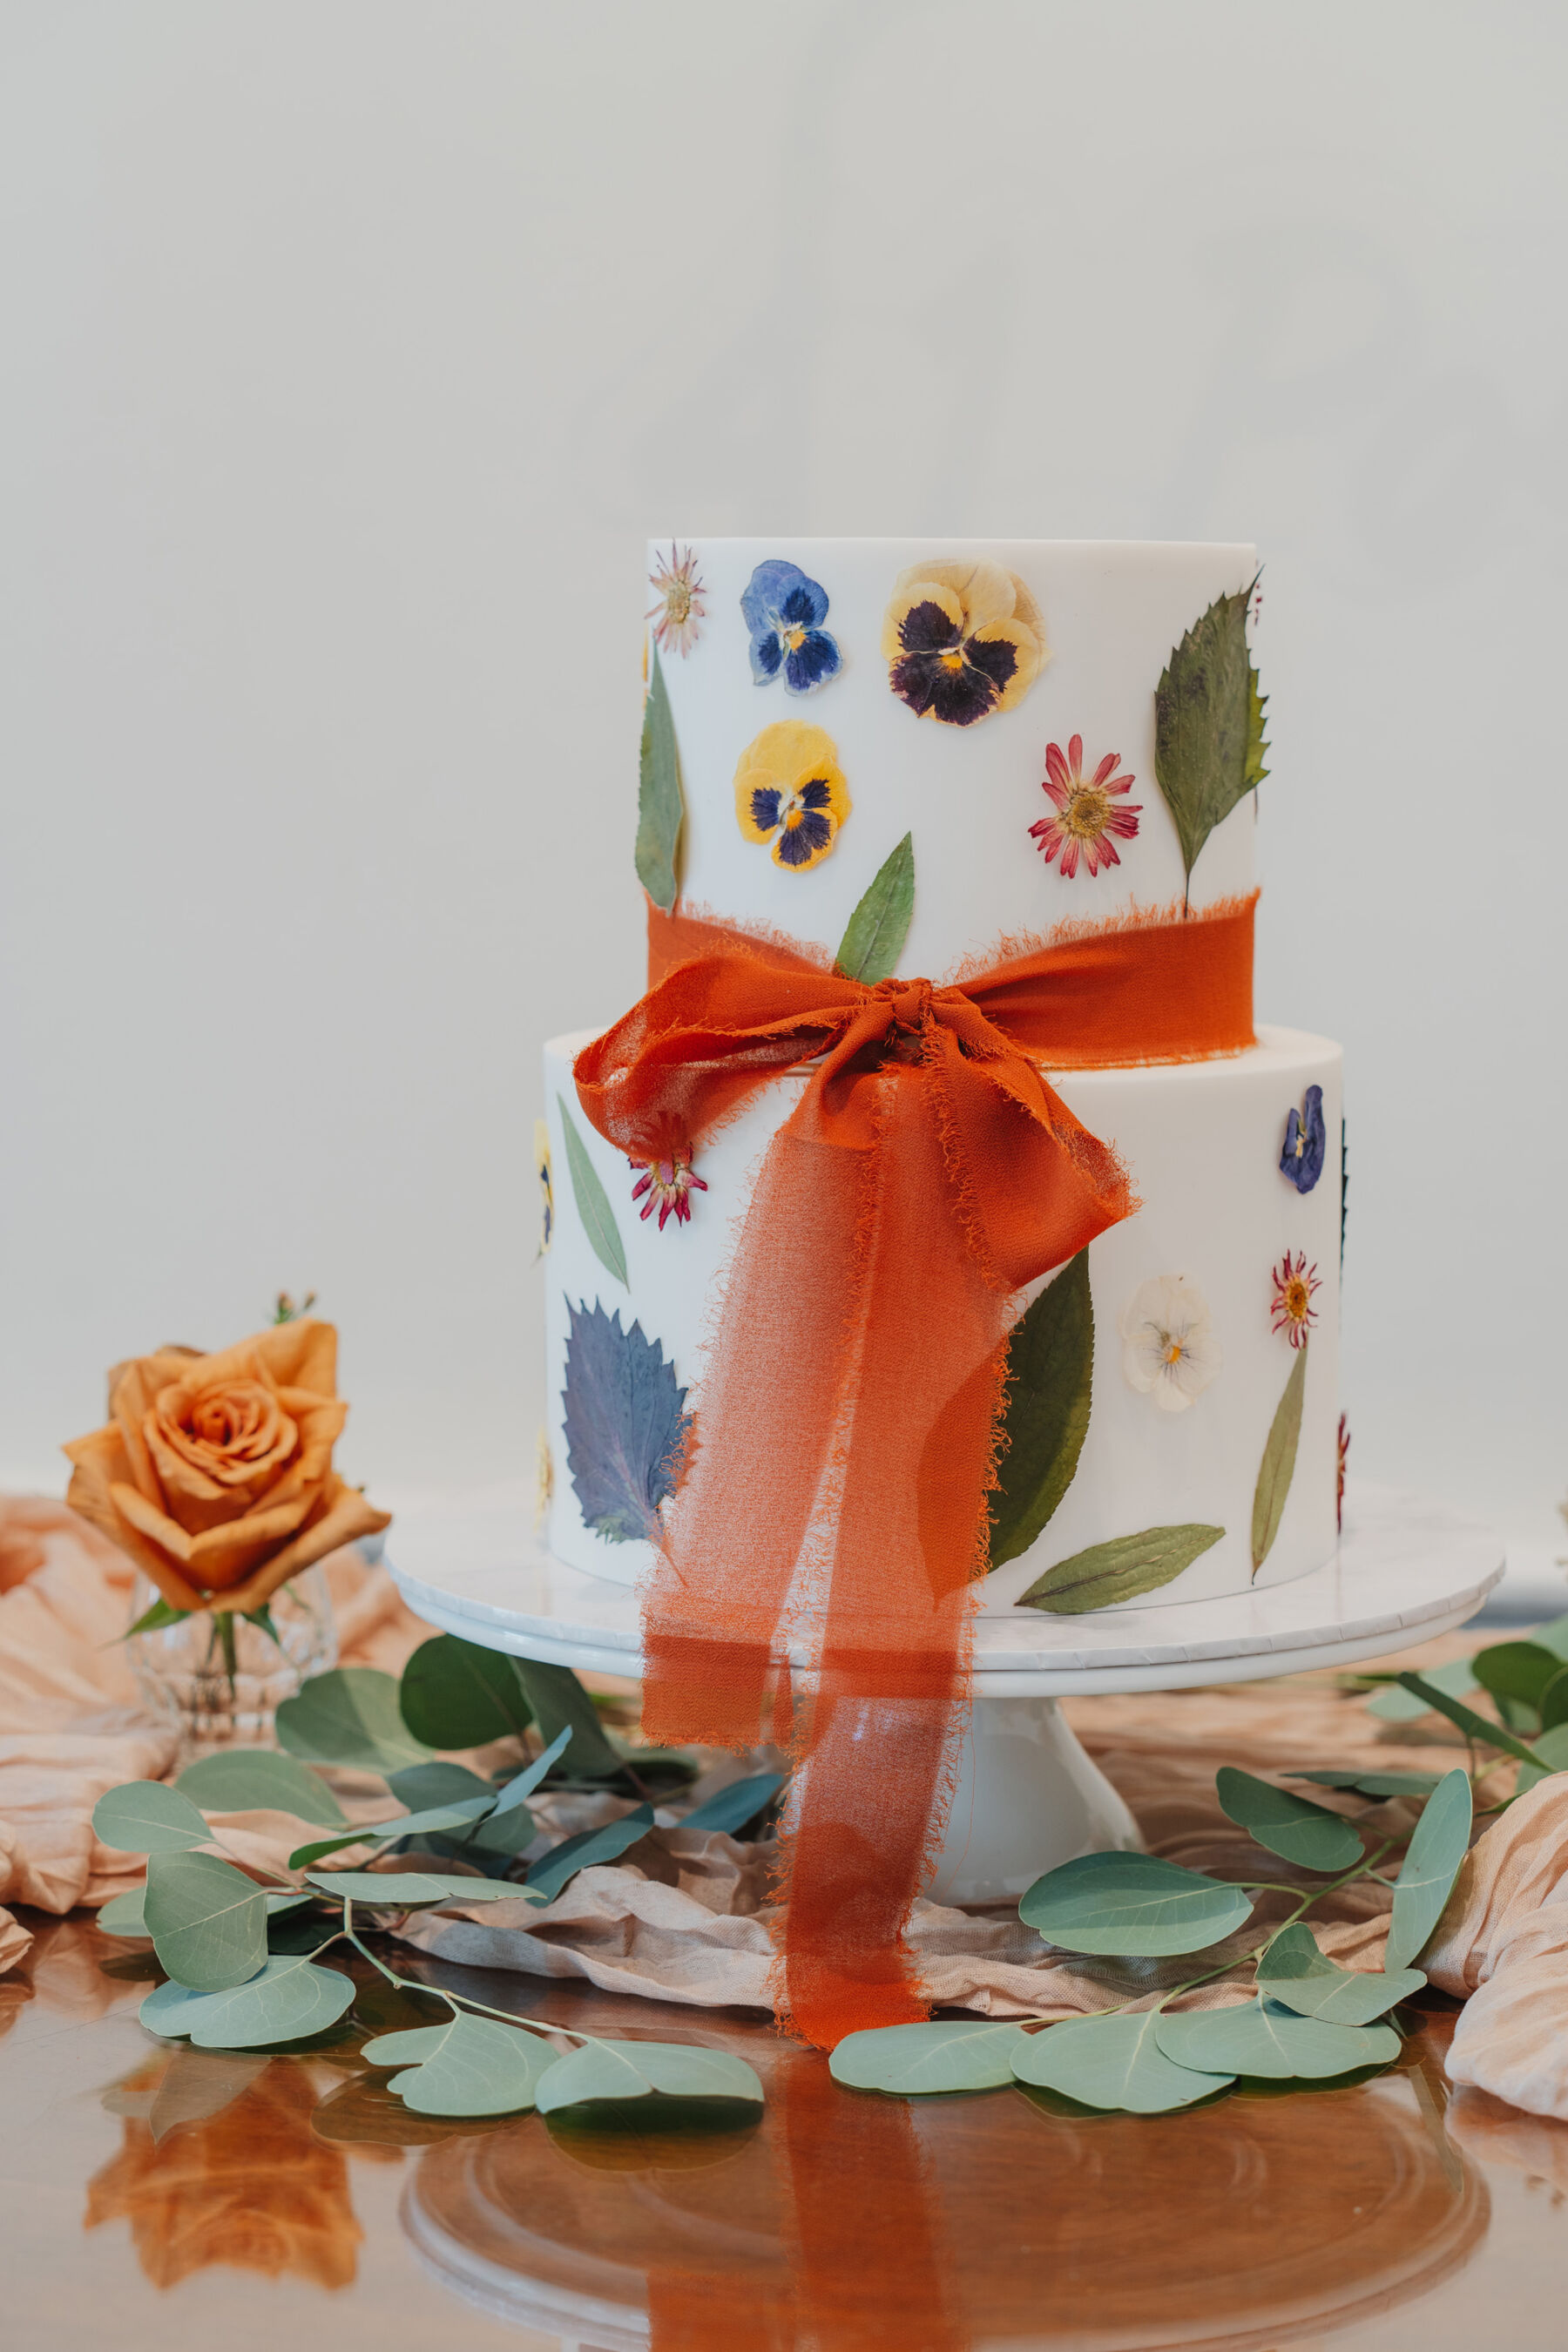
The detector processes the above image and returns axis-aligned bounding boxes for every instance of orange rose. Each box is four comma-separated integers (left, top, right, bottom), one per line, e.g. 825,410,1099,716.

63,1319,390,1615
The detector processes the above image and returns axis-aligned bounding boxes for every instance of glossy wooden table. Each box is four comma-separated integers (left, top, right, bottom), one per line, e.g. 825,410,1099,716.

3,1912,1565,2351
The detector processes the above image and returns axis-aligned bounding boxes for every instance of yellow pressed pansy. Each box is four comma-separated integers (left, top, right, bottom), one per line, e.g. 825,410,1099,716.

733,721,851,872
881,557,1048,727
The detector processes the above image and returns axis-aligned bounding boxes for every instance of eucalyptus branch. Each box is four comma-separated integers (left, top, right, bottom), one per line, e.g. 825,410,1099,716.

339,1899,603,2045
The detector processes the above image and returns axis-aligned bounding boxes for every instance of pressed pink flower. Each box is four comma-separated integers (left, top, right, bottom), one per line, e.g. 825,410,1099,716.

1271,1250,1321,1349
646,544,706,659
1028,735,1142,878
1336,1411,1350,1531
630,1151,708,1231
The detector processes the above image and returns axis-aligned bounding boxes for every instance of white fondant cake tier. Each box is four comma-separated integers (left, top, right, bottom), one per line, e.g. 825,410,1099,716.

650,537,1258,977
541,1024,1342,1617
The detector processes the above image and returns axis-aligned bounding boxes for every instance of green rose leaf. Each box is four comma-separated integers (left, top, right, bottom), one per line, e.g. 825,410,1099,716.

122,1596,192,1639
1470,1642,1563,1713
275,1666,435,1774
1288,1769,1445,1799
1251,1344,1307,1577
556,1096,629,1290
387,1761,497,1809
92,1779,211,1855
174,1749,348,1828
143,1850,269,1990
362,2013,557,2116
1516,1722,1568,1794
513,1659,625,1781
525,1803,657,1906
635,643,684,916
1255,1923,1425,2024
1365,1656,1477,1721
1010,2010,1235,2114
835,832,915,984
139,1950,355,2048
1214,1767,1363,1873
679,1772,785,1837
1017,1524,1224,1615
1018,1851,1253,1957
828,2020,1031,2096
988,1253,1092,1572
1155,1997,1398,2080
534,2038,763,2115
1392,1673,1538,1767
1385,1767,1472,1971
399,1633,534,1749
306,1871,524,1909
1153,586,1267,892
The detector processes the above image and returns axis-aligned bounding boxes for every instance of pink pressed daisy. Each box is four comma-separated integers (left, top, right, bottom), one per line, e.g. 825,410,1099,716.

1271,1250,1321,1350
646,544,706,659
1029,735,1142,879
630,1151,708,1232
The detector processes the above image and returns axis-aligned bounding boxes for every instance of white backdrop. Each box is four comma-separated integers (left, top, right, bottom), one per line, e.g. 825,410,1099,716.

3,2,1564,1580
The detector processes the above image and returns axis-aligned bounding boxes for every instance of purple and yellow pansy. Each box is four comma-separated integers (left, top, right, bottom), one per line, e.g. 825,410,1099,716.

733,721,851,872
881,558,1047,727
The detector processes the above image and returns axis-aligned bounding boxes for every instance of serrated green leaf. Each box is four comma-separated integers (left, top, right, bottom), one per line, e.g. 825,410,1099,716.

557,1096,629,1289
989,1253,1092,1572
835,833,914,984
1153,588,1264,889
307,1870,524,1909
1215,1767,1363,1873
513,1659,625,1781
1515,1722,1568,1792
1155,1997,1398,2080
1252,1344,1307,1576
1365,1656,1477,1720
1289,1769,1445,1798
829,2019,1030,2095
1245,659,1269,791
139,1951,355,2048
92,1779,212,1855
399,1632,534,1749
275,1666,434,1774
144,1849,269,1990
1394,1673,1538,1766
1386,1768,1472,1970
1010,2010,1234,2113
491,1725,574,1816
635,644,684,914
387,1761,496,1809
526,1803,655,1905
534,2038,763,2115
679,1772,784,1837
122,1596,192,1639
1256,1923,1425,2024
174,1749,348,1828
1017,1524,1224,1615
362,2012,557,2116
1018,1850,1253,1957
1470,1642,1563,1713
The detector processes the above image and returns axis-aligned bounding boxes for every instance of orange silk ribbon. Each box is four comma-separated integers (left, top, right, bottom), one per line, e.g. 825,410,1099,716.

574,893,1256,2050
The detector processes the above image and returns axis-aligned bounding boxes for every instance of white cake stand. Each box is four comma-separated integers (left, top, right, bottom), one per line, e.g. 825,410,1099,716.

385,1480,1501,1906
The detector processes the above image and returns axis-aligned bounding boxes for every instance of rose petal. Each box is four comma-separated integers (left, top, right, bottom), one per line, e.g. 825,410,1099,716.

217,1478,393,1613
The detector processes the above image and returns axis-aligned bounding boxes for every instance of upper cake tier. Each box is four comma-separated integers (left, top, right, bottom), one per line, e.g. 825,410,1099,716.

646,537,1261,982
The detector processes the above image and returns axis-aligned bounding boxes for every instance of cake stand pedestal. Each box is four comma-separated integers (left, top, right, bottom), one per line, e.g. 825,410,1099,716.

385,1480,1501,1905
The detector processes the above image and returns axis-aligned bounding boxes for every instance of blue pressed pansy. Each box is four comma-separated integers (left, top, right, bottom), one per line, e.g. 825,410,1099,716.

740,560,842,696
1281,1085,1327,1193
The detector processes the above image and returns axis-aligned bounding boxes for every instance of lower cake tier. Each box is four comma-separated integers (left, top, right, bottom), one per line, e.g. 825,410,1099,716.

538,1024,1342,1617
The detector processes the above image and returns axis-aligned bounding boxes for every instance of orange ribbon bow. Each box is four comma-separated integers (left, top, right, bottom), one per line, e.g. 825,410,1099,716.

574,894,1256,2050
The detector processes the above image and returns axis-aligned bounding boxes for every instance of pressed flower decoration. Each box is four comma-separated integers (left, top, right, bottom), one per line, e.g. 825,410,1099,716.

1270,1250,1321,1350
1281,1084,1327,1194
535,1426,554,1531
1030,736,1143,878
630,1149,708,1231
1336,1411,1350,1531
1119,1274,1223,1413
741,560,841,695
881,558,1046,727
534,1117,554,1256
646,543,706,659
733,720,851,872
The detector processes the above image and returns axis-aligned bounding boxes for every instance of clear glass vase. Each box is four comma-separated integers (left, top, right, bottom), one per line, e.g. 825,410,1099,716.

125,1570,337,1760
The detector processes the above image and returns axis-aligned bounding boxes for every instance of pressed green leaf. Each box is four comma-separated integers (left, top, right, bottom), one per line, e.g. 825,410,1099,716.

1215,1767,1363,1873
1289,1769,1445,1799
835,833,915,984
1010,2010,1234,2113
387,1761,496,1809
829,2020,1030,2096
92,1780,211,1855
1155,1997,1398,2081
1153,588,1265,888
144,1850,269,1990
534,2038,763,2115
174,1749,348,1828
306,1870,524,1909
635,644,684,915
1470,1642,1563,1713
123,1596,192,1639
989,1254,1092,1572
275,1666,434,1774
526,1803,656,1906
513,1659,625,1781
1018,1851,1253,1957
679,1772,785,1837
139,1951,355,2048
491,1725,574,1816
1366,1656,1477,1720
1394,1673,1538,1767
1251,1345,1307,1576
1245,659,1270,792
98,1883,151,1936
1386,1768,1472,1970
399,1633,534,1749
1516,1722,1568,1793
1017,1524,1224,1615
557,1096,629,1289
1256,1923,1425,2024
362,2013,557,2116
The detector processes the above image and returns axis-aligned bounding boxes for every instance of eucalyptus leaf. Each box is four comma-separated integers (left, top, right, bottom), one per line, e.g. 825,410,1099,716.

1010,2010,1234,2113
98,1883,152,1936
534,2038,764,2115
1394,1673,1538,1767
1256,1923,1425,2024
989,1253,1092,1571
1153,587,1266,889
92,1780,212,1855
174,1749,348,1828
387,1761,496,1810
399,1632,533,1749
139,1950,355,2048
635,643,684,915
288,1795,497,1869
1470,1642,1563,1713
145,2050,268,2144
491,1725,575,1816
679,1772,785,1837
1155,1997,1399,2080
1018,1851,1253,1957
1529,1611,1568,1663
512,1660,625,1781
1385,1768,1472,1970
526,1803,656,1905
1289,1769,1444,1799
558,1097,629,1289
143,1849,270,1990
835,832,915,984
307,1871,525,1909
1366,1656,1477,1720
1214,1767,1363,1873
829,2020,1031,2095
1017,1524,1224,1615
461,1803,537,1856
275,1666,435,1774
1516,1722,1568,1793
1251,1345,1306,1576
363,2012,558,2116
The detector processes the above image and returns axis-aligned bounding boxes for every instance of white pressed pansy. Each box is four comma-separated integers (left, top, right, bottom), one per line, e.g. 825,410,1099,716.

1119,1274,1222,1413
